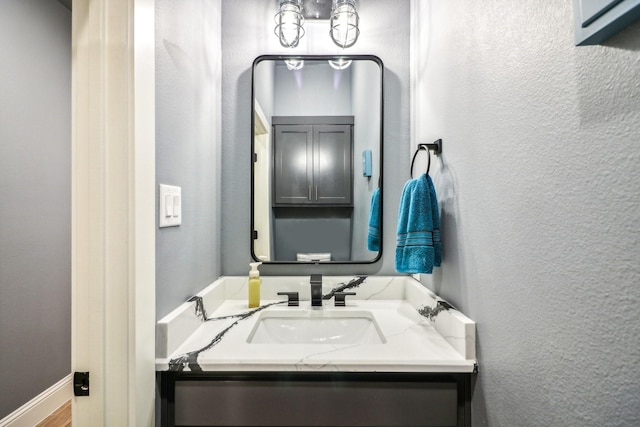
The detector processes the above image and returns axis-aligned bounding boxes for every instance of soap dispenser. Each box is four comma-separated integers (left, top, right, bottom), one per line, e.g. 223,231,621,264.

248,262,262,308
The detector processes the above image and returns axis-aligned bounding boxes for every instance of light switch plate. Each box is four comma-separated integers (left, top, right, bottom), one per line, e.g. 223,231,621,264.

159,184,182,227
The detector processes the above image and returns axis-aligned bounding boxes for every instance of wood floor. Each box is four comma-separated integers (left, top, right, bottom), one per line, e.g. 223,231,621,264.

36,400,71,427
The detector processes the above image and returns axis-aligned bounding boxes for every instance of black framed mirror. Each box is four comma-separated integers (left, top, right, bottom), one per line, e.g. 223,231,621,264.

251,55,383,264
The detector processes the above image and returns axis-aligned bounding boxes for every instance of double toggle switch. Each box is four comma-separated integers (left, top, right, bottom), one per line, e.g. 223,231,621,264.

159,184,182,227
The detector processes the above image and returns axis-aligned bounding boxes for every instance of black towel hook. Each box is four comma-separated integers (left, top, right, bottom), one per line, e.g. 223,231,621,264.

410,139,442,178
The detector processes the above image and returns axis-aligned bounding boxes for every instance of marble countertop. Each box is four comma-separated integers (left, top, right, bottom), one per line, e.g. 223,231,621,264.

156,276,477,374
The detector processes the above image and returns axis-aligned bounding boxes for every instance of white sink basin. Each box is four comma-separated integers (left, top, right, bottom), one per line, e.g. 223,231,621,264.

247,310,386,345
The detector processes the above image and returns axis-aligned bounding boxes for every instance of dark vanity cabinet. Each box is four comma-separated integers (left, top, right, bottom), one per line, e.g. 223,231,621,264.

160,371,472,427
273,116,353,206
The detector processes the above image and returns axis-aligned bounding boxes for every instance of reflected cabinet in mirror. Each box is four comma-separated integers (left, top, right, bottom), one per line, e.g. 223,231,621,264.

251,55,383,264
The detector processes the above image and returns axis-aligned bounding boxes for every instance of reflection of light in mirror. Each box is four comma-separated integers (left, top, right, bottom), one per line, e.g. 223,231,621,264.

328,58,352,70
285,59,305,70
295,69,304,89
319,148,335,171
295,151,307,173
333,71,343,91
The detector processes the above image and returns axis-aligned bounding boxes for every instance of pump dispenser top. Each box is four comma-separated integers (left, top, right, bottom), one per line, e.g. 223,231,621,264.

249,262,261,277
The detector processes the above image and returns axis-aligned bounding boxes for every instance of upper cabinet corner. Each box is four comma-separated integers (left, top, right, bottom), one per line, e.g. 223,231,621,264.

574,0,640,45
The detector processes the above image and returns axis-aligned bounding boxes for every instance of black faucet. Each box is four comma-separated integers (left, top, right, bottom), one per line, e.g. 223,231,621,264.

310,274,323,307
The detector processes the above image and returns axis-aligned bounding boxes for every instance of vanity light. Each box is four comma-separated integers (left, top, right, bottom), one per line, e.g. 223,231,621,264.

285,59,305,70
328,57,352,70
330,0,360,49
274,0,305,48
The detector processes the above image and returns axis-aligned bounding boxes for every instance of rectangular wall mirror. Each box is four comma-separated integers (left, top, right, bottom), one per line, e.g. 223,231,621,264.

251,55,383,264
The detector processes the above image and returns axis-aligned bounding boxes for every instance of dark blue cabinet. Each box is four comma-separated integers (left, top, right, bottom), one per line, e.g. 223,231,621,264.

273,116,353,206
159,371,472,427
574,0,640,45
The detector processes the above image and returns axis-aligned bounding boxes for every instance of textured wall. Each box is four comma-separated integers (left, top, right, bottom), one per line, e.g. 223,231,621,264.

413,1,640,425
156,0,221,320
221,0,411,276
0,0,71,418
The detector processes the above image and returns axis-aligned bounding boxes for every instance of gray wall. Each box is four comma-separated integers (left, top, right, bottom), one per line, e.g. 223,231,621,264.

254,60,275,125
351,60,382,261
271,62,354,262
155,0,222,320
0,0,71,418
414,1,640,425
273,62,352,116
221,0,411,276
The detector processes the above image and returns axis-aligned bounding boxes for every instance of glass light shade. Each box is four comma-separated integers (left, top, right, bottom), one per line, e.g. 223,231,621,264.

328,58,352,70
285,59,305,70
330,0,359,48
274,0,305,48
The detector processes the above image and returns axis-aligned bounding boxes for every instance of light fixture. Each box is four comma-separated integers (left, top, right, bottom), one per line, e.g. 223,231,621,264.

330,0,360,49
328,58,352,70
274,0,305,48
285,59,305,70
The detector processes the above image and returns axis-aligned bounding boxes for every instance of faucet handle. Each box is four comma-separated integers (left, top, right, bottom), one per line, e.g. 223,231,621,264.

334,292,356,307
277,292,299,307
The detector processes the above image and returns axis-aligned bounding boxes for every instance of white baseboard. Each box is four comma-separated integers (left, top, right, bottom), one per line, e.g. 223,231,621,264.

0,374,72,427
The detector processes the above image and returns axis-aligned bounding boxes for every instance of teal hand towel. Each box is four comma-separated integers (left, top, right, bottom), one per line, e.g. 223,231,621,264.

367,187,381,251
395,174,441,274
428,176,442,267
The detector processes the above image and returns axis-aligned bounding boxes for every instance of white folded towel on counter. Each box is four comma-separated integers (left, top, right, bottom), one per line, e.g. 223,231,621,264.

296,253,331,262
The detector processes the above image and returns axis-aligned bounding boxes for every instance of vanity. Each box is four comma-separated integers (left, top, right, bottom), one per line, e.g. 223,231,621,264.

156,54,475,426
156,276,477,426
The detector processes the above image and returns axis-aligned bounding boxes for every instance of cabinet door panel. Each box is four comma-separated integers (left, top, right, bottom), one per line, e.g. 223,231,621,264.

273,125,313,204
314,125,352,204
174,379,459,426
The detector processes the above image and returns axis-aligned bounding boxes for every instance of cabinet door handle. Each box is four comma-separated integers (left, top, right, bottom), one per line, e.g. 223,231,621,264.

308,185,312,201
315,186,318,201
